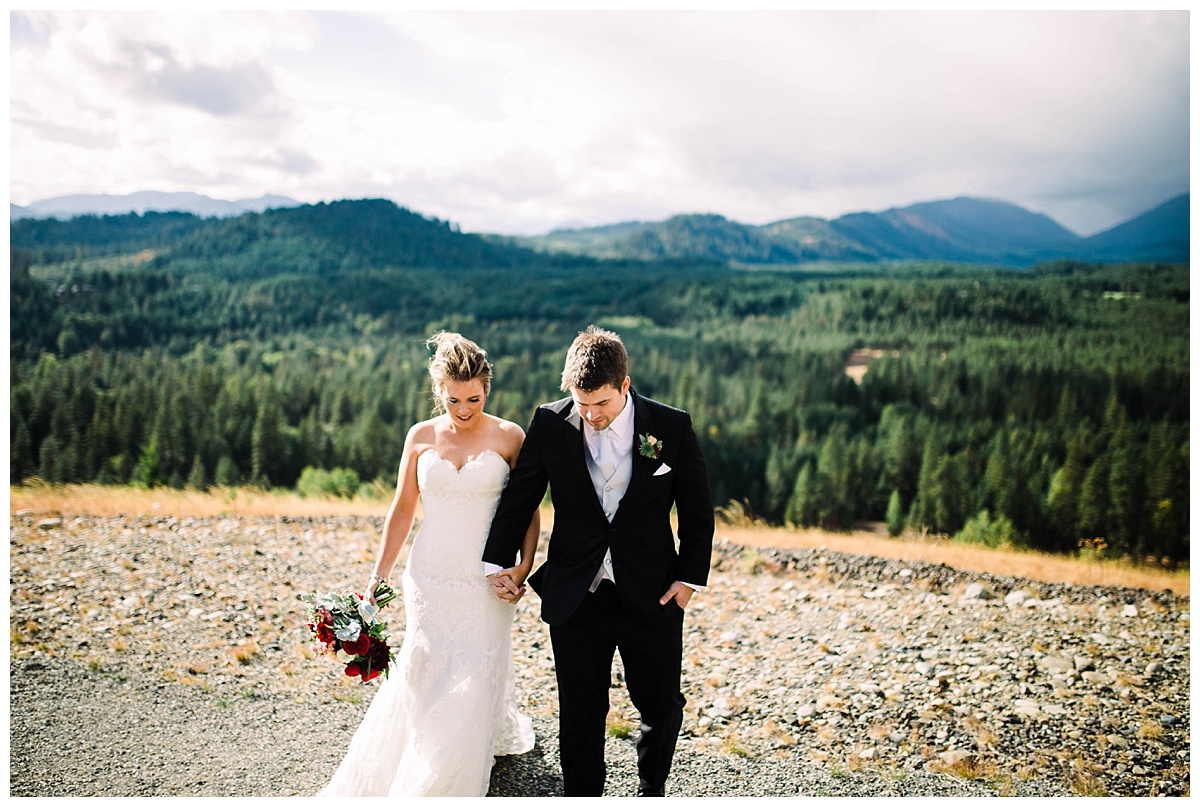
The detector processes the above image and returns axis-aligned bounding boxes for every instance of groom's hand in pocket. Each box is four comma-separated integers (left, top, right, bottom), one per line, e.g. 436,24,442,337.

659,581,694,610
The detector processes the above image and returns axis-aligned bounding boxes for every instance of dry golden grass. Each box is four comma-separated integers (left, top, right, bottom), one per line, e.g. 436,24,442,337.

10,482,388,519
716,524,1189,595
10,483,1188,595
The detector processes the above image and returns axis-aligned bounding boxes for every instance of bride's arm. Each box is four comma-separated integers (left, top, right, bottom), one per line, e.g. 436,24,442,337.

367,425,423,600
489,419,540,596
512,509,540,587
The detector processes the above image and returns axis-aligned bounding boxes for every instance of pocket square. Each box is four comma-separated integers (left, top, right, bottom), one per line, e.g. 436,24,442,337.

653,464,672,477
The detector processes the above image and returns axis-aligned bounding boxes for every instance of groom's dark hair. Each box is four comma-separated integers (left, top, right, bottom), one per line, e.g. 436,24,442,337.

560,325,628,392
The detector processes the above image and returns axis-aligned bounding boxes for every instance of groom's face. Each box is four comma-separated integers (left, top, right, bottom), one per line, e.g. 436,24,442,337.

570,376,630,431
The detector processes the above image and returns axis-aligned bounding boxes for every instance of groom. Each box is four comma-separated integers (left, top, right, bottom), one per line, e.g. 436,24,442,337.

483,325,714,797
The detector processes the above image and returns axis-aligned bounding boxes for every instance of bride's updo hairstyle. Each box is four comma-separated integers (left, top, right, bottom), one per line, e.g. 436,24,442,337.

427,331,492,412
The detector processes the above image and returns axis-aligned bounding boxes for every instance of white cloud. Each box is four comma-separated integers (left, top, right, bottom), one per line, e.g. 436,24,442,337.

9,9,1189,235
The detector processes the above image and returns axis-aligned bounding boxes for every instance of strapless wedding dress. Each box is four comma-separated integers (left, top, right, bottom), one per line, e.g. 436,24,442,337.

320,449,535,796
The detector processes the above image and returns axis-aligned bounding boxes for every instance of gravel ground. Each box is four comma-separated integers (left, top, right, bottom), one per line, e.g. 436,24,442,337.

9,512,1190,797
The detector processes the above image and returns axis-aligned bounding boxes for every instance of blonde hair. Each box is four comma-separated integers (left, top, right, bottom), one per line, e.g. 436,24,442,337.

427,331,492,411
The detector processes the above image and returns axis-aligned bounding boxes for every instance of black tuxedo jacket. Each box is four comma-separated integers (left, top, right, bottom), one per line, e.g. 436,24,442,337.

483,390,714,626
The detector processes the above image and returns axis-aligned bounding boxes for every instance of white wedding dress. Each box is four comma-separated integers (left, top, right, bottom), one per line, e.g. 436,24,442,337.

320,449,535,797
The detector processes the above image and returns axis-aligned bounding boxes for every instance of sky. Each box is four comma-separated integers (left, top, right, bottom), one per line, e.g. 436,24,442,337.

8,8,1191,237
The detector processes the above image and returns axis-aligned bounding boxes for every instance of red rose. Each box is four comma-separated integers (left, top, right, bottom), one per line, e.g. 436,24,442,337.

344,661,361,678
342,633,371,656
315,622,335,645
320,609,334,626
361,665,381,682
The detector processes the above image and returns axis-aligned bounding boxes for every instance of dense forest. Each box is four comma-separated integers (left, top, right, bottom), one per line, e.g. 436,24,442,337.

9,200,1190,563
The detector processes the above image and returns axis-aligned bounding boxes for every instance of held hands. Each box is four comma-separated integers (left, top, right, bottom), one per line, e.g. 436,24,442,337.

659,581,694,610
488,566,529,604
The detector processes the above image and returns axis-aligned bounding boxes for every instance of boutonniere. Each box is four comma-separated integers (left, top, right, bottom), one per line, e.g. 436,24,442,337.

638,433,664,460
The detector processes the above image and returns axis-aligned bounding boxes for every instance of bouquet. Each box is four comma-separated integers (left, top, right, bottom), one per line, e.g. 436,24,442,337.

300,581,398,682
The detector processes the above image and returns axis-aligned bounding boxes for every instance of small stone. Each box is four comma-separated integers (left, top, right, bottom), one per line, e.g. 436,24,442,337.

1144,662,1163,678
858,747,877,760
1013,699,1040,718
797,705,816,720
1041,656,1073,673
1005,590,1032,607
37,518,63,531
960,582,994,601
1081,671,1113,686
939,750,974,766
1074,656,1096,672
915,661,933,676
1105,734,1129,748
1121,604,1139,618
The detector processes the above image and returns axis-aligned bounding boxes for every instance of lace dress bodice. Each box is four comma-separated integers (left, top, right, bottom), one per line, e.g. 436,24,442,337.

319,448,534,797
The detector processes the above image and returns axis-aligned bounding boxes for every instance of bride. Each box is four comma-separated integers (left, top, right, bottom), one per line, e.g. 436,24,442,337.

320,332,539,796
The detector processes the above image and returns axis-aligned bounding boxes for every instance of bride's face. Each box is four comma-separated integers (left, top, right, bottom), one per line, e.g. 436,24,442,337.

440,378,487,429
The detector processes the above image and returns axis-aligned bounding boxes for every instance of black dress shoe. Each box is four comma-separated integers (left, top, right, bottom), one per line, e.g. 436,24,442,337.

637,790,664,797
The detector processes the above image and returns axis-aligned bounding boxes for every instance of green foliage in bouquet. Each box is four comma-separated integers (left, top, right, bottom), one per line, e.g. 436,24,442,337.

300,580,398,683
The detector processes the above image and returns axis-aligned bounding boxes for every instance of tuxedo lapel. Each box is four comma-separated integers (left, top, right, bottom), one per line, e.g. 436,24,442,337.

613,390,656,519
564,405,608,519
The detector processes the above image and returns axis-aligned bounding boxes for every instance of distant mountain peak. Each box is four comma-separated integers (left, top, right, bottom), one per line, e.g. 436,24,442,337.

11,191,302,221
516,193,1187,266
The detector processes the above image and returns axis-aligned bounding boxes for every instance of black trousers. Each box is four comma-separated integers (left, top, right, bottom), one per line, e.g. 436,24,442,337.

549,580,686,797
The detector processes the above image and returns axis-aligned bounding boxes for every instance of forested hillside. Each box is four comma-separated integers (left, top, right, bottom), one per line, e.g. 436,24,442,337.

9,200,1190,563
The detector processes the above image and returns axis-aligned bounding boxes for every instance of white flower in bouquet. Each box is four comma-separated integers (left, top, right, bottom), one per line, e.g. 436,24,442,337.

335,619,363,643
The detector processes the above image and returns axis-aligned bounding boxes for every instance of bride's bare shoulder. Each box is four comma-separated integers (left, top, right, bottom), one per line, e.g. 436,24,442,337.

406,418,443,454
486,416,526,462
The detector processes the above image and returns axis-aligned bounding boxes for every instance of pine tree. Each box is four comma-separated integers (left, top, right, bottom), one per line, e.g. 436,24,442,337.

814,431,848,530
909,428,943,531
1046,435,1087,551
1077,451,1112,543
136,435,161,488
214,455,240,487
1106,415,1143,557
885,489,905,537
251,387,286,486
784,462,815,526
186,453,208,489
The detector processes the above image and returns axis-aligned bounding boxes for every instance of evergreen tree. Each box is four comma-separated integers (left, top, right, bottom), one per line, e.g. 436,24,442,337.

1077,451,1112,543
186,453,208,489
885,489,905,537
1046,435,1087,551
1107,415,1144,557
136,435,161,488
784,462,816,526
251,387,286,486
214,454,240,487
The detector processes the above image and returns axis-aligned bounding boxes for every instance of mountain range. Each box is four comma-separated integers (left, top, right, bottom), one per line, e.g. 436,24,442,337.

516,194,1189,266
9,191,1189,267
10,191,301,222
